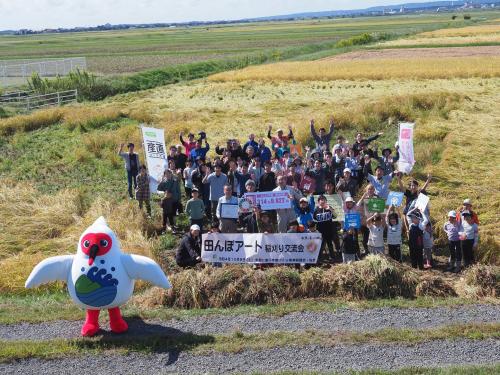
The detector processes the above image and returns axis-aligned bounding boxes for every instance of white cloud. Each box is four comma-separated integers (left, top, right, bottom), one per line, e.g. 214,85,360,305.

0,0,412,30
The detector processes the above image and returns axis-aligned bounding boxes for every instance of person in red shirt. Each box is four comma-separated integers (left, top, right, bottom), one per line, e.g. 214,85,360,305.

179,132,197,157
456,198,479,224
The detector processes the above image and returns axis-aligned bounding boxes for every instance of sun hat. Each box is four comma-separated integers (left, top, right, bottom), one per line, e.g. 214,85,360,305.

190,224,201,231
448,210,457,218
343,168,351,174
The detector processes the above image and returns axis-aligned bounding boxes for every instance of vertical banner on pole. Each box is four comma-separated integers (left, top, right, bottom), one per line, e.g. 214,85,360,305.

141,125,167,193
398,122,415,174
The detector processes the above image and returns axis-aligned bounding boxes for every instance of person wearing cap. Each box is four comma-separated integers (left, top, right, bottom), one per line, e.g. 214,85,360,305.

176,225,202,268
456,199,479,225
118,142,140,199
256,209,276,234
273,175,303,233
336,167,358,198
313,194,339,262
293,195,315,227
179,132,197,157
460,211,479,267
202,163,228,220
344,149,362,183
406,207,429,270
186,188,205,231
374,145,399,176
310,118,335,150
216,184,239,233
443,210,464,272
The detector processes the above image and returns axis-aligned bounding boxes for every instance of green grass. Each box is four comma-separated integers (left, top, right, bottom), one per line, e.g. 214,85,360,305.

0,323,498,363
0,291,494,325
259,365,500,374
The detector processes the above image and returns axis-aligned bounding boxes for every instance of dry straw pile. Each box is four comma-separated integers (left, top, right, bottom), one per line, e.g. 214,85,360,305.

135,258,498,309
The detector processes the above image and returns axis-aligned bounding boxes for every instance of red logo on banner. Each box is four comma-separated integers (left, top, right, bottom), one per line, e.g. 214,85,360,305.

401,128,412,140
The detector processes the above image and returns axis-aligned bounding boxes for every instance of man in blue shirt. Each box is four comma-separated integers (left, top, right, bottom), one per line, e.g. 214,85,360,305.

190,139,210,163
367,166,397,199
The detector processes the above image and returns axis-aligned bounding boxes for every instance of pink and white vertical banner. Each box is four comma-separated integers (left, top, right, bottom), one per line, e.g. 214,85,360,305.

398,122,415,174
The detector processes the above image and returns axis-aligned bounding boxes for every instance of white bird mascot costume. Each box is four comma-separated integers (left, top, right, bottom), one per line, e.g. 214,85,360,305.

25,217,171,337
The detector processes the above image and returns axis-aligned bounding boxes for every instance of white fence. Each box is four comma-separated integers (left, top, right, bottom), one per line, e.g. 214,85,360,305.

0,89,78,112
0,57,86,86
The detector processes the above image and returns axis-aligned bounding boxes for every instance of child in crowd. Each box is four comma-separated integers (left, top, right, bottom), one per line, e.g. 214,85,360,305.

385,205,402,261
460,211,479,267
185,188,205,230
135,165,151,217
341,227,359,264
287,220,300,233
160,190,176,232
366,213,385,255
443,210,463,272
256,210,277,234
407,207,428,270
423,221,434,269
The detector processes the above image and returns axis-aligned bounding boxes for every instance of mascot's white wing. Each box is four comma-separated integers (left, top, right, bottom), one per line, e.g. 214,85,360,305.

121,254,171,289
25,255,74,288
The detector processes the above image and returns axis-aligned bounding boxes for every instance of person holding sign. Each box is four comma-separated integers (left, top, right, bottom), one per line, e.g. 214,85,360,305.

273,175,302,233
216,185,239,233
398,173,432,215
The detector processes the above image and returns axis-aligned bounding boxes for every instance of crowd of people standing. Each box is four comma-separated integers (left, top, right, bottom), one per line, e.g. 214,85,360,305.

118,119,480,273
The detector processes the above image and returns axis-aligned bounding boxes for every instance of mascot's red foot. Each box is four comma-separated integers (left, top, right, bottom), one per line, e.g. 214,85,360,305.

109,307,128,333
81,309,100,337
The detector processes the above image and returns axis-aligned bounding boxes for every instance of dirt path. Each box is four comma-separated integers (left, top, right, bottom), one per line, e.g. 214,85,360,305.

1,339,499,374
1,304,499,341
323,46,500,60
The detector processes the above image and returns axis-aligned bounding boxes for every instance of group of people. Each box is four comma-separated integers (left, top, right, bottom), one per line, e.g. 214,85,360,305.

118,119,480,272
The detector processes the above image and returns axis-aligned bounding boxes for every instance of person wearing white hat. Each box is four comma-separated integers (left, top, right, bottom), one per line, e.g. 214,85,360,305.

443,210,464,273
457,198,479,225
336,167,358,198
176,225,202,268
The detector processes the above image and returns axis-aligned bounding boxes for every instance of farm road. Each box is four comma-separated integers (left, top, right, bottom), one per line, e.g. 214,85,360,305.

2,304,499,341
1,339,499,374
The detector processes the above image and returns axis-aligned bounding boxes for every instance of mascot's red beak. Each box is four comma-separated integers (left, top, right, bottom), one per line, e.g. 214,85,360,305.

88,244,99,266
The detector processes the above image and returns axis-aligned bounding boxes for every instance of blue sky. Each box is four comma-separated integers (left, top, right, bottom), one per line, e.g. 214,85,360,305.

0,0,418,30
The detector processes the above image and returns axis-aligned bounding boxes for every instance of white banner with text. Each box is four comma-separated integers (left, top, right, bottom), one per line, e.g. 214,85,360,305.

141,125,167,193
201,233,322,264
